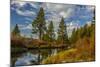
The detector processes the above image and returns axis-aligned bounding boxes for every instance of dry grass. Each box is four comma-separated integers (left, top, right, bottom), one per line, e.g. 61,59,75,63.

41,37,95,64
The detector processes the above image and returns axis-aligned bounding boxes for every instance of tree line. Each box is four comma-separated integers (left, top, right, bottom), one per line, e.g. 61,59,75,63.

12,7,95,47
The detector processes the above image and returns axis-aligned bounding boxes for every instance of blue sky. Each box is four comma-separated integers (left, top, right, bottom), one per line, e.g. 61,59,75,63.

11,1,95,38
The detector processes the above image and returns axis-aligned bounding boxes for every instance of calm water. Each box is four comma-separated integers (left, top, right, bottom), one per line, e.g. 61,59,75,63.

12,49,58,66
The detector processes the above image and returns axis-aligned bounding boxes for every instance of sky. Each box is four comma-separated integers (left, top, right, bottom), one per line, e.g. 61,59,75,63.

10,0,95,38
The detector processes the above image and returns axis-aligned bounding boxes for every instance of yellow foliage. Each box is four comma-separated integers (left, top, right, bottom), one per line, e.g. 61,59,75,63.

42,37,95,64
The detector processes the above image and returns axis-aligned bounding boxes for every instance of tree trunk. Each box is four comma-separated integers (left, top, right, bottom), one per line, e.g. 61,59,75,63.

39,27,42,40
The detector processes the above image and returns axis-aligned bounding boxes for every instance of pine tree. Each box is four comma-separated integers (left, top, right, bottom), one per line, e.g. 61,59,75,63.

64,23,69,44
32,7,46,40
48,21,55,42
32,7,46,63
12,24,20,36
70,28,76,43
57,17,69,44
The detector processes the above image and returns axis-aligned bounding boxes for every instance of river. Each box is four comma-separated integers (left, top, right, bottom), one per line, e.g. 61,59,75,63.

11,48,59,67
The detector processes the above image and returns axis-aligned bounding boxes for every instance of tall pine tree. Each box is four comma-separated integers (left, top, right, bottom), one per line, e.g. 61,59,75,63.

57,17,69,44
48,21,55,42
32,7,46,40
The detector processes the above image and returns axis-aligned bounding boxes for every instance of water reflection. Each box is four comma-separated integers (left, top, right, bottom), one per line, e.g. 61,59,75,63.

15,52,42,66
12,48,64,67
13,49,57,66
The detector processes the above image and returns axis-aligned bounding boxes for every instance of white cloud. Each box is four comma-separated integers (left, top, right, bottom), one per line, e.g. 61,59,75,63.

59,9,72,18
25,17,33,21
46,13,61,32
66,21,80,37
29,2,39,9
43,3,75,18
18,24,25,28
11,0,26,8
16,9,36,16
18,24,32,30
25,21,30,24
11,1,36,17
26,24,32,29
59,11,67,18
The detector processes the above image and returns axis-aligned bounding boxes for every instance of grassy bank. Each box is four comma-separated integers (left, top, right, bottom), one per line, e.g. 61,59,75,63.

42,37,95,64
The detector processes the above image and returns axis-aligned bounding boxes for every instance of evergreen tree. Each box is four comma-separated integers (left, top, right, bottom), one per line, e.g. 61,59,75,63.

57,17,69,44
64,24,69,44
48,21,55,42
32,7,47,63
12,24,20,36
70,28,77,44
32,7,46,40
